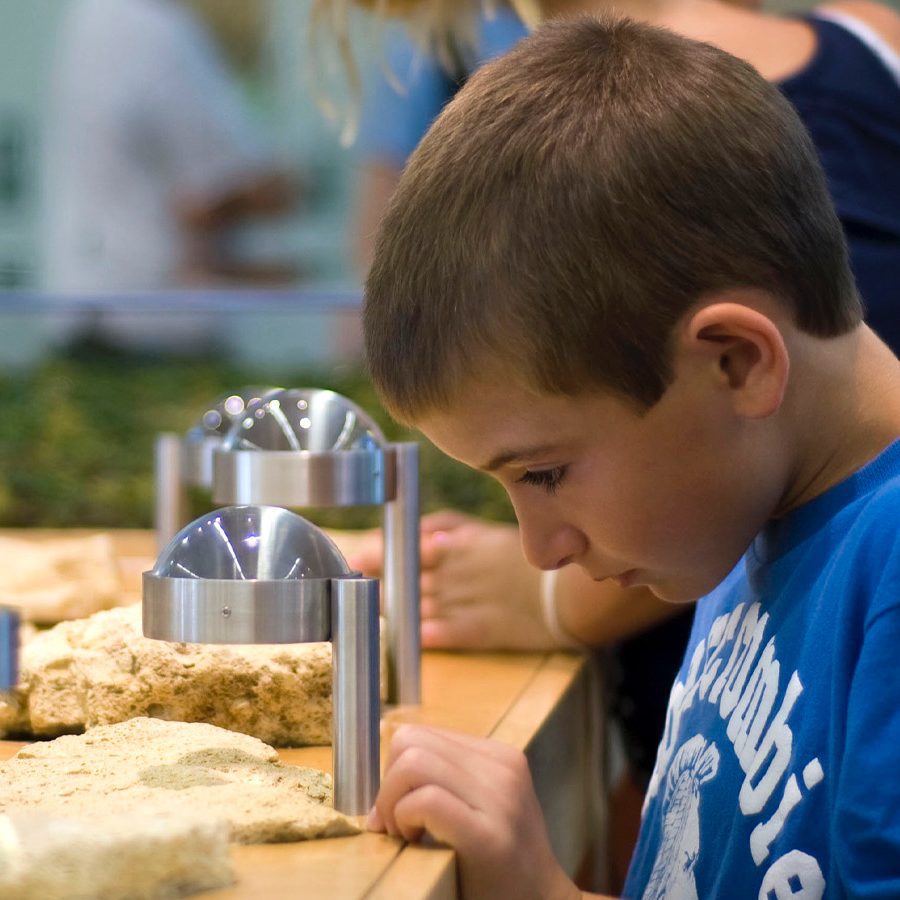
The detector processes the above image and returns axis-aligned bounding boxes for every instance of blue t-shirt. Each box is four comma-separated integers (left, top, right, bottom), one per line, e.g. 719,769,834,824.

624,440,900,899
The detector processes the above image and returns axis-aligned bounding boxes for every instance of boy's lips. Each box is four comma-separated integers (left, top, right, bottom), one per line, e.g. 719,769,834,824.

595,569,640,588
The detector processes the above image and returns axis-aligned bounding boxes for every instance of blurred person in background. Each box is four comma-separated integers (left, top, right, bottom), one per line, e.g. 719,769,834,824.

348,0,900,888
353,3,528,274
42,0,301,352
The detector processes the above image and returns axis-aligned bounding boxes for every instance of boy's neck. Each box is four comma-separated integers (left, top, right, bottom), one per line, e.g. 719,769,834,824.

776,327,900,516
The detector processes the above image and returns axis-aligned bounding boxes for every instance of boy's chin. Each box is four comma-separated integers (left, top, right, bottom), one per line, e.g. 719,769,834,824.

649,560,745,604
646,581,705,605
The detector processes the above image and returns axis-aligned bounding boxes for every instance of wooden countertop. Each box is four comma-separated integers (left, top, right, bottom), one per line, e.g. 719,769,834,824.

0,530,604,898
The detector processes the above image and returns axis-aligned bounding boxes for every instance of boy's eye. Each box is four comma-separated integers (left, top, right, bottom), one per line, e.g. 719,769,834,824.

516,466,568,494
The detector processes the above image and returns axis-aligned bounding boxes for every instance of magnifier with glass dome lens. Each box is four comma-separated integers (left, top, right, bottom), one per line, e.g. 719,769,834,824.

154,386,282,550
143,504,379,815
212,388,420,707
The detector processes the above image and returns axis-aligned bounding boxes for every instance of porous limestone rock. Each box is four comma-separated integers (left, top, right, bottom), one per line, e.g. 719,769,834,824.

0,717,359,844
0,809,234,899
0,533,121,623
0,604,334,745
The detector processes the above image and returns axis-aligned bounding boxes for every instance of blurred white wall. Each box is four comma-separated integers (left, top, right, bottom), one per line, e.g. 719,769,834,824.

0,0,897,370
0,0,369,370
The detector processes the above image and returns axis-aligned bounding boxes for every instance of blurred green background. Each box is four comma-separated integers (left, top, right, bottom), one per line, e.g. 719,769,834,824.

3,0,892,531
0,339,516,529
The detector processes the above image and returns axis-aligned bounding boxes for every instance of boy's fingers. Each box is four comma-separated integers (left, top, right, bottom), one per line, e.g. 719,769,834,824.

390,783,485,850
385,723,521,772
348,511,468,573
373,742,491,838
347,538,384,575
419,596,440,620
366,804,384,832
371,782,490,857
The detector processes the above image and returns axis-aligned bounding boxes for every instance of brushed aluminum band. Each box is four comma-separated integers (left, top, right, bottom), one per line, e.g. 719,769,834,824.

142,573,331,644
182,434,220,488
154,433,187,551
383,442,421,705
212,447,397,508
331,577,380,814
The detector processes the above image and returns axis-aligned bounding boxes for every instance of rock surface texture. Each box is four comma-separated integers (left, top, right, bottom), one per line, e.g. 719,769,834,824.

0,717,359,844
0,604,334,745
0,533,121,623
0,808,234,900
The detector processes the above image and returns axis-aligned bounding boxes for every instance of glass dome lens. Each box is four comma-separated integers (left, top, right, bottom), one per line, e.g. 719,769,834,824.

222,388,386,453
187,386,282,440
152,505,351,580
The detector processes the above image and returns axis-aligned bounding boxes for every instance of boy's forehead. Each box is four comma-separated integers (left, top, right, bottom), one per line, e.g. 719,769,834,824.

414,382,622,470
417,411,565,472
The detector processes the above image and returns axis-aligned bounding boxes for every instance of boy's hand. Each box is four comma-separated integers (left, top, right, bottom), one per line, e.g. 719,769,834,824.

368,724,580,900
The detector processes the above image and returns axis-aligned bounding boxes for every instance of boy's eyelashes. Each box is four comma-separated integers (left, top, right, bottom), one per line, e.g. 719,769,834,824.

515,466,569,494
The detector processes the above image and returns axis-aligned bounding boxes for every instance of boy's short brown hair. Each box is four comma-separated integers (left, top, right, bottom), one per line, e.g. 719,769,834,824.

364,16,861,419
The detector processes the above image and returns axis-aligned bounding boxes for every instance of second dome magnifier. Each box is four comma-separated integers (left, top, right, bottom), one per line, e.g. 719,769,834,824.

212,388,420,707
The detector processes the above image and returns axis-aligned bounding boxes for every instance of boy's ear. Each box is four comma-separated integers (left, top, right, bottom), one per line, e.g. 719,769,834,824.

681,302,790,419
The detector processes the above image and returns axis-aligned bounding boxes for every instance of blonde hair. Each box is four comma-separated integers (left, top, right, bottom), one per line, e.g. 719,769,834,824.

309,0,537,142
343,0,539,66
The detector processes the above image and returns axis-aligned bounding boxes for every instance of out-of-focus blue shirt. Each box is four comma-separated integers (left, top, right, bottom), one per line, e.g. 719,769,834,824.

358,7,528,167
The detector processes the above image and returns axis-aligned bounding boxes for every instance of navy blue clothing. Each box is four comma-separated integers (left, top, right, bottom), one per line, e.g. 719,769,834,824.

625,441,900,899
360,11,900,355
781,14,900,353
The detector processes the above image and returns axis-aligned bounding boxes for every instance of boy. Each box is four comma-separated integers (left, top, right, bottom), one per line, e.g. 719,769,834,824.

362,16,900,900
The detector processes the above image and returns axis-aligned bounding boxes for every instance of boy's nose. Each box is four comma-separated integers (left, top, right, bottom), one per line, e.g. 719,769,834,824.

517,514,587,572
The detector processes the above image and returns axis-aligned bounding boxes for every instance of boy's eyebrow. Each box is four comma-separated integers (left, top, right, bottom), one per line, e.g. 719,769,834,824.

482,444,562,472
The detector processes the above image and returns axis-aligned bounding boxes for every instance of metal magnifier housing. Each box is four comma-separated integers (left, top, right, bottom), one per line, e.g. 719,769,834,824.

182,386,282,490
154,387,282,550
213,388,420,706
143,505,379,816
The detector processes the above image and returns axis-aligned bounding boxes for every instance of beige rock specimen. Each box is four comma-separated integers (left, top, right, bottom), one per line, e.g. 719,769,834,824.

0,809,233,900
0,717,359,843
0,533,122,623
0,604,334,744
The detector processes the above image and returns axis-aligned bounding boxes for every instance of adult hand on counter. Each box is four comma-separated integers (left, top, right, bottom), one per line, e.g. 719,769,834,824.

348,511,555,650
347,510,684,651
367,724,594,900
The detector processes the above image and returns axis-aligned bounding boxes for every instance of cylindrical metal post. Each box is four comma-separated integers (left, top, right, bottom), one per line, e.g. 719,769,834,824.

154,432,186,551
0,606,20,691
383,442,421,705
331,577,380,815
